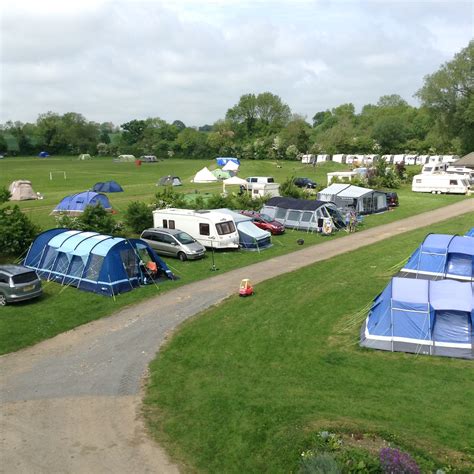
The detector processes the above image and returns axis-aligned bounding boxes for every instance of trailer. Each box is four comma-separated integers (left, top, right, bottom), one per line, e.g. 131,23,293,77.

412,173,470,194
152,209,240,248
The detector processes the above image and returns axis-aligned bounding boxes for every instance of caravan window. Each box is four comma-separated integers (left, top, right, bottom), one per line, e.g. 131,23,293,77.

168,219,175,229
275,208,287,219
199,223,210,236
301,212,313,222
162,219,168,228
415,179,422,183
216,221,236,235
449,179,458,185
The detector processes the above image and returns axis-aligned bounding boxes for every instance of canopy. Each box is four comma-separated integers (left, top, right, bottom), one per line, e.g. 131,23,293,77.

192,167,218,183
23,229,173,296
222,160,239,171
222,176,248,193
92,181,124,193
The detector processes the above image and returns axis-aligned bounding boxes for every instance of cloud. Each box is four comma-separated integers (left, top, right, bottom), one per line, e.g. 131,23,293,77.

0,0,472,126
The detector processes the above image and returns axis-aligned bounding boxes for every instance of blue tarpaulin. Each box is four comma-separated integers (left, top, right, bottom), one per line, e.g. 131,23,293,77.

216,157,240,166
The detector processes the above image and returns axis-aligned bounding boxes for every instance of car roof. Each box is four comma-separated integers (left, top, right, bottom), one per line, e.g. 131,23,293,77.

142,227,181,236
0,264,36,276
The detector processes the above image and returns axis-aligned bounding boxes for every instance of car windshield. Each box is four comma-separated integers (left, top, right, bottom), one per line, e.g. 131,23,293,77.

175,232,196,244
259,213,273,222
12,271,38,284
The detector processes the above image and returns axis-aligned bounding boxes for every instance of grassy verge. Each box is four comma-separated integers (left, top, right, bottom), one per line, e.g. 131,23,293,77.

144,214,474,473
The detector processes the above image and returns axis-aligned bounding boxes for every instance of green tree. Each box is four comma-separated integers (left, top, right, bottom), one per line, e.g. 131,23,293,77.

416,40,474,153
0,187,11,203
78,205,120,235
372,116,408,153
124,201,153,234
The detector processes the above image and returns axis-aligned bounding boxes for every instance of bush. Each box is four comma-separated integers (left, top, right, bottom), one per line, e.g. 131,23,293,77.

0,205,40,257
124,201,153,234
299,453,341,474
56,206,122,236
0,186,11,203
280,176,307,198
154,187,186,209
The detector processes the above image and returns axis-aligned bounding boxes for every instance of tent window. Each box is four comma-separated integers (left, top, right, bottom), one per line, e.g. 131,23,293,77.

69,257,84,279
168,220,175,229
433,310,470,343
275,208,287,219
199,223,210,236
85,255,104,280
54,252,69,274
42,247,57,270
301,212,313,222
120,249,137,278
287,211,301,221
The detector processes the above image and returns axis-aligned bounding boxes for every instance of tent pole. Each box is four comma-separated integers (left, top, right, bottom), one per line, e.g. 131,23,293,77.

390,296,394,352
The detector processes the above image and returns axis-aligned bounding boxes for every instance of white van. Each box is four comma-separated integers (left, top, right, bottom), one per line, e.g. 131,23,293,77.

152,209,240,249
246,176,275,184
412,174,470,194
421,162,446,174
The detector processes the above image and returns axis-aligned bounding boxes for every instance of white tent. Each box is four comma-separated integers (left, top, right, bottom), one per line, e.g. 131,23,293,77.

9,180,38,201
222,176,248,193
222,160,239,172
192,167,218,183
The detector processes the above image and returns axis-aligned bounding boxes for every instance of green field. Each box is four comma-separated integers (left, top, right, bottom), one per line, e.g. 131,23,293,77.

0,157,471,354
144,215,474,473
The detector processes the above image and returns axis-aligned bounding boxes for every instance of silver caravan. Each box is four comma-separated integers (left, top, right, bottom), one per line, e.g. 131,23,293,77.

152,209,240,249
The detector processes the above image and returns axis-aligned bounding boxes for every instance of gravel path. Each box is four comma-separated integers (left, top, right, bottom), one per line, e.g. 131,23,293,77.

1,200,471,473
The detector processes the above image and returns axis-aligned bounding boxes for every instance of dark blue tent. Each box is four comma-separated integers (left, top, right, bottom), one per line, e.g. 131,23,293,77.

401,234,474,281
360,277,473,359
38,151,50,158
52,191,112,215
24,229,174,296
216,157,240,166
92,181,124,193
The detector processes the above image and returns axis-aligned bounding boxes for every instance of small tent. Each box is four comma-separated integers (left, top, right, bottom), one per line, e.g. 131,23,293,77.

215,209,271,250
52,191,112,215
216,157,240,166
38,151,49,158
114,155,136,163
400,234,474,281
318,183,387,214
192,167,218,183
158,176,182,186
261,197,345,231
360,277,474,359
212,169,231,180
222,160,239,172
23,229,173,296
92,181,124,193
78,154,92,160
9,180,38,201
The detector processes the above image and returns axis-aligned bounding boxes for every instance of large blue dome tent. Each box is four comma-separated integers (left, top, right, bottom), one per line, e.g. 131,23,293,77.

360,277,473,359
400,233,474,281
52,191,112,215
23,229,174,296
92,181,124,193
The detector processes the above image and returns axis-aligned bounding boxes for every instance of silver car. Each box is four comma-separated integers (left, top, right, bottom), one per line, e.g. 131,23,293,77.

140,228,206,261
0,264,42,305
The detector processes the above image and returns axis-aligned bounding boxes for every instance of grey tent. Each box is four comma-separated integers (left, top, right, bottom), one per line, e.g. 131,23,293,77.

158,176,182,186
318,183,387,215
261,197,345,231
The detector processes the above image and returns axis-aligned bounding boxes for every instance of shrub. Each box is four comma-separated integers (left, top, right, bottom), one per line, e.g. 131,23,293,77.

379,447,420,474
0,205,40,257
280,176,306,198
124,201,153,234
154,187,186,209
299,453,341,474
206,193,233,209
0,186,11,203
78,205,122,235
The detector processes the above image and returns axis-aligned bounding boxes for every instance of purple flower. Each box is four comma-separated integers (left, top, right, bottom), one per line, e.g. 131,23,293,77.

379,447,420,474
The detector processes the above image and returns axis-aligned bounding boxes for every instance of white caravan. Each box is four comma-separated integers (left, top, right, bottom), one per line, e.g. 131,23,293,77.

316,154,331,163
412,174,470,194
152,209,240,248
250,182,280,199
393,154,405,164
446,166,474,184
422,162,446,174
332,154,346,164
301,154,316,164
404,155,418,165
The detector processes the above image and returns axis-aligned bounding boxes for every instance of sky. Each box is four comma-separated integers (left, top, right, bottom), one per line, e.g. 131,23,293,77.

1,0,472,127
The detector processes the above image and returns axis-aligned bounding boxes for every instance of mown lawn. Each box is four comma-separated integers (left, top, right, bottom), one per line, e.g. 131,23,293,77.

144,214,474,473
0,156,471,354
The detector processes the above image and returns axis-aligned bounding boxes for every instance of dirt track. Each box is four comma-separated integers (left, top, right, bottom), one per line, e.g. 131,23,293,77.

1,200,472,473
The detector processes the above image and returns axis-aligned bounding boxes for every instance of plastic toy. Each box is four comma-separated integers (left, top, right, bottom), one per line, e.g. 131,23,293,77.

239,278,254,297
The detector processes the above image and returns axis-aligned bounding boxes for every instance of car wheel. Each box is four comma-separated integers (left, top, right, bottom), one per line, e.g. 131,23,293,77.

0,294,7,306
178,252,187,262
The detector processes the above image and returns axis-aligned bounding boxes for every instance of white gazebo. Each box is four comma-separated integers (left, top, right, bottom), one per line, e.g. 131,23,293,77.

222,176,248,194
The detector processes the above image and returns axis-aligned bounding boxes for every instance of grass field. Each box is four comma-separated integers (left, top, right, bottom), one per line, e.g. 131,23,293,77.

0,157,471,355
144,215,474,473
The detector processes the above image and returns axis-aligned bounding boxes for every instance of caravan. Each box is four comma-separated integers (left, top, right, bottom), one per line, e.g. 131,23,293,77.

446,166,474,184
152,209,240,249
412,174,470,194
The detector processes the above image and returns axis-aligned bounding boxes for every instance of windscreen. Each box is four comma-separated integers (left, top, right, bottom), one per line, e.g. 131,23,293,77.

175,232,195,244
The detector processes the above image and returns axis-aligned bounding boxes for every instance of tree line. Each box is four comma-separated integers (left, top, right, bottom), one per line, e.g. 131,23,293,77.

1,41,472,159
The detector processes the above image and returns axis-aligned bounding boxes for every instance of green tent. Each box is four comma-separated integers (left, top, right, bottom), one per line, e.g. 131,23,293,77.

212,169,231,180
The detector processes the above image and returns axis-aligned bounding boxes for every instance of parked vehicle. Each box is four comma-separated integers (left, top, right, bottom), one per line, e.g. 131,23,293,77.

246,176,275,184
412,174,470,194
0,265,42,305
152,209,240,249
140,228,206,261
446,166,474,185
293,177,317,189
385,192,399,207
422,163,447,174
239,210,285,235
248,182,280,199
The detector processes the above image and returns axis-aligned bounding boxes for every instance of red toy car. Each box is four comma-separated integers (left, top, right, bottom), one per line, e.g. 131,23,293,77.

239,279,254,296
239,210,285,235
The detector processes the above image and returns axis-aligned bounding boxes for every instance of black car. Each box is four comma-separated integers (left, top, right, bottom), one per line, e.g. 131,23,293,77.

293,177,317,189
385,192,399,207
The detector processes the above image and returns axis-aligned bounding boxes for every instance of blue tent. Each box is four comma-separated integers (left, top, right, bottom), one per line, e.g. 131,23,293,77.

24,229,173,296
360,277,473,359
216,157,240,166
401,234,474,281
38,151,50,158
467,228,474,237
216,209,271,250
52,191,112,215
92,181,124,193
